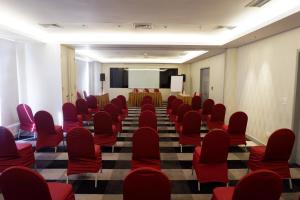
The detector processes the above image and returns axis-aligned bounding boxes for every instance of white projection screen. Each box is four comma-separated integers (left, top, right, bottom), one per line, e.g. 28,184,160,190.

170,76,183,92
128,69,160,88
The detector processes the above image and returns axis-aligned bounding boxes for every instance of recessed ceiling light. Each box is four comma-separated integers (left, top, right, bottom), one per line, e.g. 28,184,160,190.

216,25,236,30
246,0,271,7
133,23,152,30
39,23,62,28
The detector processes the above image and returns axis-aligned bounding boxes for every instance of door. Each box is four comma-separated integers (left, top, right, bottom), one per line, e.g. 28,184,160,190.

200,68,210,101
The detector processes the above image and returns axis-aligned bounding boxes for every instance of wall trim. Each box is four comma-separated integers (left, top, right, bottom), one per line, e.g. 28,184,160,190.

246,134,265,146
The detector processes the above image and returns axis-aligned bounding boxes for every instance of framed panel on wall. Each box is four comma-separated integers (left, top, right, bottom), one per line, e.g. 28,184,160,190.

159,68,178,88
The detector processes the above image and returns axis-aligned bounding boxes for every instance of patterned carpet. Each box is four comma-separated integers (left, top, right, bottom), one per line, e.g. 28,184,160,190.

5,105,300,200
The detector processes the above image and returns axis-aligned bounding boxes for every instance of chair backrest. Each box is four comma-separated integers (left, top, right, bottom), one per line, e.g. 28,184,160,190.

264,129,295,161
132,127,160,162
111,98,123,115
171,99,183,115
123,167,171,200
16,104,35,132
141,104,156,113
232,170,282,200
141,96,153,106
0,166,52,200
34,111,56,135
104,103,119,122
144,88,150,93
199,129,230,163
210,104,226,122
139,111,157,130
177,104,192,123
227,112,248,136
83,90,88,99
77,91,82,99
94,111,114,135
0,127,18,159
191,96,202,110
63,103,78,122
201,99,215,115
67,127,96,160
154,89,160,92
117,95,127,109
76,98,89,115
182,111,201,135
167,96,176,109
86,95,98,109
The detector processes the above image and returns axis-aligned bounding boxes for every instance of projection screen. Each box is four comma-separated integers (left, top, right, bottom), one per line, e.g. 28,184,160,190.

128,69,160,88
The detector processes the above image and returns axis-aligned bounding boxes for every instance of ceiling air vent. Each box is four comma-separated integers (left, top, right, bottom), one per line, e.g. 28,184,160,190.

39,23,62,28
216,25,236,30
245,0,271,7
133,23,152,30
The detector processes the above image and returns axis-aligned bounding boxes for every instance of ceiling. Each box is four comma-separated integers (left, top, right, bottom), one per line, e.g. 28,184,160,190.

0,0,300,63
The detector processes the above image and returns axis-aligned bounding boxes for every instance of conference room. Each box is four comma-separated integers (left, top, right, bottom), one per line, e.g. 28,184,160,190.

1,0,300,200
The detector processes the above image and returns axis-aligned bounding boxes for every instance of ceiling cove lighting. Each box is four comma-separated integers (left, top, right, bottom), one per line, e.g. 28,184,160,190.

124,68,168,72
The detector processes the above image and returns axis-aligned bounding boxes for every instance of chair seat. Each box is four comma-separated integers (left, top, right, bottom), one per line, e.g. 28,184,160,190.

63,121,82,132
48,182,75,200
94,134,117,146
179,133,201,146
207,121,224,130
131,159,161,170
211,187,235,200
36,126,64,150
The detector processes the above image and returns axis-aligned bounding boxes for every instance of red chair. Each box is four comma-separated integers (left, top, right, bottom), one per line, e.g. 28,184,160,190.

0,127,35,172
175,104,192,133
76,98,93,121
104,103,122,132
166,95,176,115
123,167,171,200
34,111,64,152
223,112,248,146
94,111,117,152
191,95,202,111
207,104,226,130
112,97,125,120
154,88,160,92
66,127,102,188
16,104,36,138
117,95,128,117
132,127,160,170
0,166,75,200
62,103,83,133
199,99,215,122
141,103,156,113
144,88,150,93
77,91,82,99
247,128,295,189
193,129,230,191
211,170,282,200
169,98,183,122
86,95,100,114
179,111,202,152
83,90,88,99
141,95,153,106
139,111,157,130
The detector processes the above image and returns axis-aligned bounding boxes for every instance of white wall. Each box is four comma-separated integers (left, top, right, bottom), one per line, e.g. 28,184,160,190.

76,60,90,95
89,61,102,95
190,53,225,103
101,63,191,101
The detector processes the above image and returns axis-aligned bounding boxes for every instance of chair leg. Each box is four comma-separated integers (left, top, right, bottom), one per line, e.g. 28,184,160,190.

197,182,200,191
289,179,293,190
191,166,194,175
180,144,183,153
244,144,247,152
247,168,250,173
226,182,229,187
54,146,57,153
18,129,21,139
66,175,69,184
95,173,98,188
112,145,114,153
34,132,37,139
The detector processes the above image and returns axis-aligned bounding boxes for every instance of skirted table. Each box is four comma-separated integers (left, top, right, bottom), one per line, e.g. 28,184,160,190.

177,94,192,105
95,93,110,109
128,92,162,107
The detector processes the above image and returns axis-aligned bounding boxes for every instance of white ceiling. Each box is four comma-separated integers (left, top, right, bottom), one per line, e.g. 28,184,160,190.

0,0,300,63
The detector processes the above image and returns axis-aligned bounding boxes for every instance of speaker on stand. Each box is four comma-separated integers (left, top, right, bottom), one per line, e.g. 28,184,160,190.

100,73,105,94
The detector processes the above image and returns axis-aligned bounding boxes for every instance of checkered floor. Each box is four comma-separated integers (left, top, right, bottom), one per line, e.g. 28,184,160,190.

4,106,300,200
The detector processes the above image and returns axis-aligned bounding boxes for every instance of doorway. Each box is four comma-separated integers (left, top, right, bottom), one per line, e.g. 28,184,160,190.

200,68,210,102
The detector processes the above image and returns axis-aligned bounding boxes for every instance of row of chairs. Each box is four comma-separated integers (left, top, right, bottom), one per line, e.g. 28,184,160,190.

133,88,160,93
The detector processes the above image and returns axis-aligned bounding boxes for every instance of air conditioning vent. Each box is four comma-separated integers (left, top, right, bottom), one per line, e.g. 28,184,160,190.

216,25,236,30
133,23,152,30
39,23,62,28
246,0,271,7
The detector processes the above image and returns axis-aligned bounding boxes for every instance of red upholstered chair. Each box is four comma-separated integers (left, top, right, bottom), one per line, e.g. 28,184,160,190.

175,104,192,133
139,111,157,130
62,103,83,133
104,103,122,133
93,111,117,152
141,95,153,106
247,128,295,189
193,129,230,191
117,95,128,117
200,99,215,122
34,111,64,152
191,95,202,111
16,104,36,138
123,167,171,200
223,112,248,146
83,90,88,99
112,97,125,120
86,95,100,114
76,98,93,121
0,127,35,172
207,103,226,130
166,95,176,115
154,88,160,92
144,88,150,93
211,170,282,200
169,98,183,122
77,91,82,99
66,127,102,187
132,127,160,170
179,111,202,152
0,166,75,200
141,103,156,113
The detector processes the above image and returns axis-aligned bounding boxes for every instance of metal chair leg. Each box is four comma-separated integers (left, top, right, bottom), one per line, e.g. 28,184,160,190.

289,179,293,190
180,144,183,153
66,174,69,184
191,166,194,175
95,173,98,188
197,182,200,191
54,146,57,153
112,145,115,153
226,182,229,187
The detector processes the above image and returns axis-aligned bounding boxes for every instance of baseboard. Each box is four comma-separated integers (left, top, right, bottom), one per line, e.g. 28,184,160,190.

246,134,265,146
